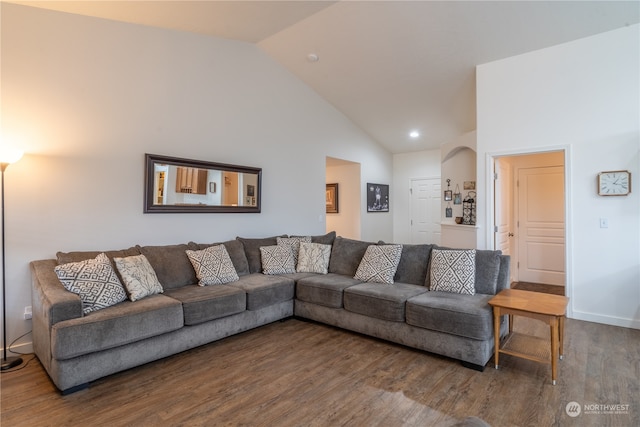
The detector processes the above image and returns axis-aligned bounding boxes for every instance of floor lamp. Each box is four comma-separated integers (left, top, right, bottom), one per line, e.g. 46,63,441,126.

1,149,23,371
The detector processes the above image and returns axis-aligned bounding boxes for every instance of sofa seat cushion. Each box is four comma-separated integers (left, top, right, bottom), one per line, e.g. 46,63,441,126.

405,291,494,340
296,274,364,308
344,282,428,322
163,285,246,326
51,294,183,360
227,274,295,310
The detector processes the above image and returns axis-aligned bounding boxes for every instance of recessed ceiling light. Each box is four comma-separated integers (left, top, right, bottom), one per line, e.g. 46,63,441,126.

307,53,319,62
409,131,420,138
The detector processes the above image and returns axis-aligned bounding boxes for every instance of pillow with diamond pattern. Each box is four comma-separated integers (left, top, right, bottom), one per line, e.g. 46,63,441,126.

114,254,164,301
277,236,311,266
429,249,476,295
186,244,239,286
353,244,403,284
260,245,296,275
54,253,127,314
296,242,331,274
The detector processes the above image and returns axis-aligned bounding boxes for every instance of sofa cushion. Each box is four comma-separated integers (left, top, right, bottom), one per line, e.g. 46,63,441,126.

277,236,311,266
406,291,494,340
426,246,502,295
191,240,250,276
296,242,332,274
328,237,378,276
227,274,295,310
260,245,297,275
354,244,403,284
344,282,428,322
237,235,286,274
54,253,128,314
51,294,183,360
163,285,246,326
137,243,199,289
113,254,164,302
296,274,363,308
429,249,476,295
56,246,141,283
292,231,336,246
186,245,239,285
394,244,434,285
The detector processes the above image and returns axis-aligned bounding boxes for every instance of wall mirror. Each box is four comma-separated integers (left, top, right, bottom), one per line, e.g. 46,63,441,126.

144,153,261,213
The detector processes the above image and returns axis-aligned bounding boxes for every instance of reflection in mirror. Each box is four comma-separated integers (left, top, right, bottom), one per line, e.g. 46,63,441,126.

144,154,261,213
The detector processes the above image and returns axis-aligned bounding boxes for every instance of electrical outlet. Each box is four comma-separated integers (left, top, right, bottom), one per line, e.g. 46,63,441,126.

600,218,609,228
23,306,32,320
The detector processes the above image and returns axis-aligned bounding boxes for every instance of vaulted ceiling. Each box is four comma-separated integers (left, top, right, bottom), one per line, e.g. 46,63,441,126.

8,1,640,153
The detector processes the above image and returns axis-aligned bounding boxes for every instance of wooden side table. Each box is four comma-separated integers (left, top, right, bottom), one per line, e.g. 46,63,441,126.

488,289,569,385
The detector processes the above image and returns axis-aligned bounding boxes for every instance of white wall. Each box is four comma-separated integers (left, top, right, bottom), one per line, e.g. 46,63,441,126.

477,25,640,328
392,149,441,243
0,4,393,350
326,161,361,239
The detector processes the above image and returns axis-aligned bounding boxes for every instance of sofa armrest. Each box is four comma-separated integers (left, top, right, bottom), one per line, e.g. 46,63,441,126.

496,255,511,293
30,259,83,326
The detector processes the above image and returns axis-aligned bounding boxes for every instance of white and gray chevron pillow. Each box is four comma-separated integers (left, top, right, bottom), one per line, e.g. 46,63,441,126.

354,244,403,284
429,249,476,295
186,244,239,286
296,242,331,274
260,245,297,275
114,254,164,301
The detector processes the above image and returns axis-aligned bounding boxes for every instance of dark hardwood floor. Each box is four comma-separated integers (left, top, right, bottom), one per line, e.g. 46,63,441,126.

1,317,638,427
511,282,565,296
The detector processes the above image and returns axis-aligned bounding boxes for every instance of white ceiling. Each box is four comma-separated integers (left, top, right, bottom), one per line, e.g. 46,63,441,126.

9,1,640,153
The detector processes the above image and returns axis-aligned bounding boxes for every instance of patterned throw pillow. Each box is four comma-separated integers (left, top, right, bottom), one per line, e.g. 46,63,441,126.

114,254,164,301
296,242,331,274
353,244,403,284
277,236,311,266
260,245,296,275
54,253,127,314
429,249,476,295
186,245,239,286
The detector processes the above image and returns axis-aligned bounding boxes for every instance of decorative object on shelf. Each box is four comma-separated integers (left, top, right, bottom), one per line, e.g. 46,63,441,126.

597,170,631,196
464,181,476,190
367,183,389,212
455,216,464,224
1,147,24,371
453,184,462,204
445,202,452,218
444,179,452,201
463,191,476,225
326,183,339,213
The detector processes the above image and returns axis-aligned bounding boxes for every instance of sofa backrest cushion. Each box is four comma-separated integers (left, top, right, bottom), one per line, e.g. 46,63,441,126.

236,235,287,274
309,231,337,246
328,237,379,276
425,246,502,295
393,244,434,285
191,240,250,276
57,246,141,284
137,243,199,289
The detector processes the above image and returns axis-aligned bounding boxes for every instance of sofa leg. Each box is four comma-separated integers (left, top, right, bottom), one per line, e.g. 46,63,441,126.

61,383,89,395
461,361,486,372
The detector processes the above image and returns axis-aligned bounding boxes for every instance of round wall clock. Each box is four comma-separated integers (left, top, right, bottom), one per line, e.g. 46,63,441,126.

597,170,631,196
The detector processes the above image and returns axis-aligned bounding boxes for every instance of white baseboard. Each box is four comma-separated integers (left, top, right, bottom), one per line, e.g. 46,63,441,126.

2,341,33,356
571,311,640,330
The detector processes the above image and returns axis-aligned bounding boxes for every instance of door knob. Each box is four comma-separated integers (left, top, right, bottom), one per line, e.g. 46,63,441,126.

508,232,514,237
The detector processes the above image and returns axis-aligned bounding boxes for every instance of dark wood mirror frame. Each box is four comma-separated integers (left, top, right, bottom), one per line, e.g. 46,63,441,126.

144,153,262,213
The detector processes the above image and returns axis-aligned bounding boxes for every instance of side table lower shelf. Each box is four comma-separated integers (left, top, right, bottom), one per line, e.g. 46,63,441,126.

499,332,551,365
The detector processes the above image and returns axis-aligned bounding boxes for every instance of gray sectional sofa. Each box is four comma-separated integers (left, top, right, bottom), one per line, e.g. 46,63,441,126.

30,232,509,394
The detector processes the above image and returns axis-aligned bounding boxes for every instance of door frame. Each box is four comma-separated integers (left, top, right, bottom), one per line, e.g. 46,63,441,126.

485,145,573,318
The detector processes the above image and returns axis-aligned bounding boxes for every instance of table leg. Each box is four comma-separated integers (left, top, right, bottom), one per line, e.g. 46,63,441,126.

559,315,565,360
509,314,513,334
493,308,501,369
550,317,559,385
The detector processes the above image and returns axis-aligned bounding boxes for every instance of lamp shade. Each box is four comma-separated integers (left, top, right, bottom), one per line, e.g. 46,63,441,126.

0,147,23,165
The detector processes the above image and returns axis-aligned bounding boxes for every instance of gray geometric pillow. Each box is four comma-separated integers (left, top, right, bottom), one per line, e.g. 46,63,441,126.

260,245,296,275
54,253,127,314
429,249,476,295
277,236,311,266
114,254,164,301
353,244,403,284
186,245,239,286
296,242,331,274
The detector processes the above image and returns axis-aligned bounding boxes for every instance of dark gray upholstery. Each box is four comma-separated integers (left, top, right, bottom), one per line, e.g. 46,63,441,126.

344,282,428,322
164,285,246,325
56,246,141,265
296,274,363,308
393,244,433,285
406,292,494,340
191,240,251,276
236,235,286,274
51,294,183,360
227,273,295,310
292,231,336,245
137,243,199,289
328,237,378,276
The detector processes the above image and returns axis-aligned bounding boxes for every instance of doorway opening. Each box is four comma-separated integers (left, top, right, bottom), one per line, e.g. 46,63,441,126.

326,157,361,239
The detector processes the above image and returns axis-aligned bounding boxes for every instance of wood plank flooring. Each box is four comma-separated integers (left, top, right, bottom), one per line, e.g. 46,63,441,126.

2,317,638,427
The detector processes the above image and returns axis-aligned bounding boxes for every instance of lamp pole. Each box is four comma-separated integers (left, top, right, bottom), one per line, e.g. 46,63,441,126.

1,161,23,370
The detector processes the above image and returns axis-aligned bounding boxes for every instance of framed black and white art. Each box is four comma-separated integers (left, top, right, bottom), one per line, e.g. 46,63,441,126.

367,183,389,212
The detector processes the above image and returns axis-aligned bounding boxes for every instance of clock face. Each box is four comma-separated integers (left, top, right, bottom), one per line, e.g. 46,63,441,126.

598,171,631,196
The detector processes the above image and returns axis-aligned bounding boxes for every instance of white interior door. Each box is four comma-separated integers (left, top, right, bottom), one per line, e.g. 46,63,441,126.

517,166,565,285
410,178,441,244
494,158,514,283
